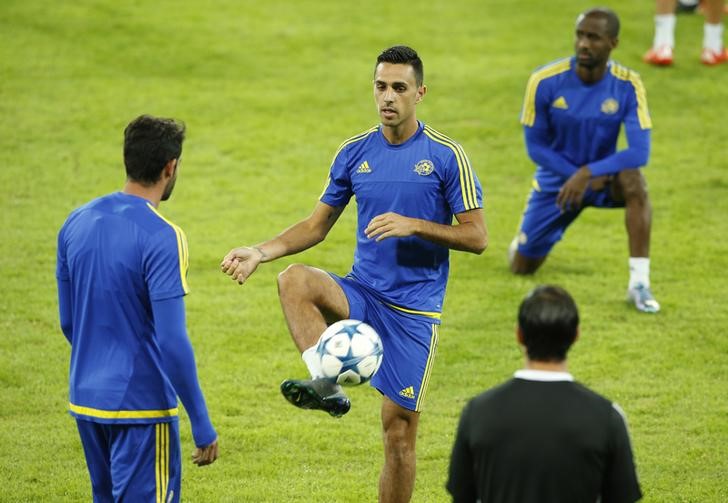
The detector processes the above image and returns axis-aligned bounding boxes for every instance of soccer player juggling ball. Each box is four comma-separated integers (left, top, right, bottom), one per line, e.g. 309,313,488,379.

57,115,218,503
509,7,660,313
222,46,487,503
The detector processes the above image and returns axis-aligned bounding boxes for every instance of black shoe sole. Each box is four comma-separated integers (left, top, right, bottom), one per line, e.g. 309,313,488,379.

280,380,351,418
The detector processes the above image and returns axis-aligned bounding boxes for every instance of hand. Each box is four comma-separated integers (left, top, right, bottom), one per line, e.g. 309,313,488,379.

220,246,264,285
192,439,219,467
365,212,418,241
589,175,610,191
557,166,591,212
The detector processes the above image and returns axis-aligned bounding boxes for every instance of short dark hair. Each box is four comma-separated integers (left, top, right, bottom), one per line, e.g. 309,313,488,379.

123,115,186,185
518,285,579,362
375,45,424,86
581,7,620,38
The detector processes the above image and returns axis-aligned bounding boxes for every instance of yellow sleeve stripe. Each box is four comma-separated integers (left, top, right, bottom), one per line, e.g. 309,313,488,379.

520,58,572,127
610,64,652,129
320,125,379,200
70,402,179,419
385,302,442,320
415,324,439,411
156,423,170,503
423,125,480,211
146,203,190,294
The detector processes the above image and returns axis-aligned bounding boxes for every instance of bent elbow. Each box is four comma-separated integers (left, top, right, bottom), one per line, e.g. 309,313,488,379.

525,145,540,166
471,234,489,255
633,145,650,168
311,230,327,247
475,240,488,255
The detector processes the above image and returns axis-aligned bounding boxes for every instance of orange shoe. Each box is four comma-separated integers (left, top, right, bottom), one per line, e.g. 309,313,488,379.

700,47,728,65
643,45,674,66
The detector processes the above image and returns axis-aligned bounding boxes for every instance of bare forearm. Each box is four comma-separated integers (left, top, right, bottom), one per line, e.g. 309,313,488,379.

413,218,488,254
221,202,344,284
365,209,487,254
254,220,327,262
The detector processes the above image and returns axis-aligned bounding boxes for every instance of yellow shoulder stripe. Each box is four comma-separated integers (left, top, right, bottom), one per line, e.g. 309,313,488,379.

147,203,190,294
521,58,571,127
423,125,479,211
320,126,379,199
70,403,179,419
331,125,379,161
610,64,652,129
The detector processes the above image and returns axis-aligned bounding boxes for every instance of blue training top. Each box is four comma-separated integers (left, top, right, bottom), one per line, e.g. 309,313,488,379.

520,57,652,192
56,192,192,424
320,122,483,320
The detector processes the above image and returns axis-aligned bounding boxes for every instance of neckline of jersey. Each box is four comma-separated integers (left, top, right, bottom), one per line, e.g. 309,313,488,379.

570,56,612,87
377,121,425,150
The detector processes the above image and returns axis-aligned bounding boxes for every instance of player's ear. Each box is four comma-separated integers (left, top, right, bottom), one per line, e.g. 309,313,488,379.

415,85,427,103
164,159,178,177
516,325,525,346
611,37,619,50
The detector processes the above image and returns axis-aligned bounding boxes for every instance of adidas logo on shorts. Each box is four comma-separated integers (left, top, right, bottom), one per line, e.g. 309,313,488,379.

399,386,415,399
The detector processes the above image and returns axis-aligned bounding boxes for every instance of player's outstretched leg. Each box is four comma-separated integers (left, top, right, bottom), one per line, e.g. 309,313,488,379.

280,378,351,418
277,264,352,417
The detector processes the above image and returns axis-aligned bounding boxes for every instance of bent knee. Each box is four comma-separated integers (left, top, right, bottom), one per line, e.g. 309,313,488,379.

383,418,416,453
511,262,536,275
277,263,312,292
617,169,648,200
510,253,543,275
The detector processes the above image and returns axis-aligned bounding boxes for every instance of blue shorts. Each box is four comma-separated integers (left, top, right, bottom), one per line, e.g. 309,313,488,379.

76,419,181,503
515,183,624,258
330,274,439,412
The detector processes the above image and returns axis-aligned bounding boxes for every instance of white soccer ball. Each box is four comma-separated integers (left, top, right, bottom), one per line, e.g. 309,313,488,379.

316,319,384,386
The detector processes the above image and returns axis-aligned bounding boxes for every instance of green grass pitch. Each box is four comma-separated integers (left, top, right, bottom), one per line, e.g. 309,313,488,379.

1,0,726,501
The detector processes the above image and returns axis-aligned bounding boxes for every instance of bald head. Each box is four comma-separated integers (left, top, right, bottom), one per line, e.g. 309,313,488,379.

577,7,620,39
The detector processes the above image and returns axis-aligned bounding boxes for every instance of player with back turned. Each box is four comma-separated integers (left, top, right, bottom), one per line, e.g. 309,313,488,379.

509,7,660,314
221,46,487,503
447,285,642,502
56,115,218,502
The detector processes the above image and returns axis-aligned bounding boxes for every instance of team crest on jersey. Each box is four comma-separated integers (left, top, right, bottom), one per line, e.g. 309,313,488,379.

601,98,619,114
357,161,372,173
414,159,434,176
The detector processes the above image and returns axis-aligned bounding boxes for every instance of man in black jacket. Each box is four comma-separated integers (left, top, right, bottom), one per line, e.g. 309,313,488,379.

446,285,641,503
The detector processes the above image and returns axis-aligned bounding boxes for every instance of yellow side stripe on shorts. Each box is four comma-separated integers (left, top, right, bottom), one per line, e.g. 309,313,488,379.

415,324,439,411
156,423,169,503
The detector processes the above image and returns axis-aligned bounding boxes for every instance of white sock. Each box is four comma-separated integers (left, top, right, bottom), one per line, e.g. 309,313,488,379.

654,14,676,48
679,0,699,6
704,23,724,53
629,257,650,289
302,345,323,379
